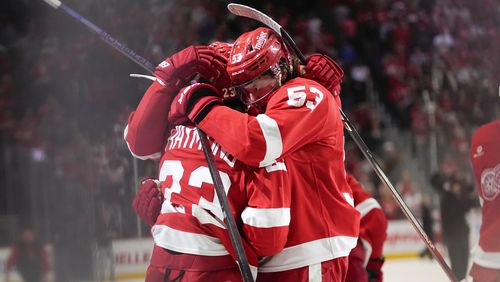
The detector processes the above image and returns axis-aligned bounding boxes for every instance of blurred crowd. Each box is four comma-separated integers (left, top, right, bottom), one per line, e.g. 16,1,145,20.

0,0,499,278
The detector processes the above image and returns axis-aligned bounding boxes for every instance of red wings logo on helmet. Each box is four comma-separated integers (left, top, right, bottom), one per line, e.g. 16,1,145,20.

255,31,268,50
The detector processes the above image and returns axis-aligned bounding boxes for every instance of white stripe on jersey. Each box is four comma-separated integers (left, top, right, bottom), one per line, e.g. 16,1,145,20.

123,125,162,160
308,263,321,282
151,225,229,256
241,207,291,228
355,198,382,219
472,244,500,269
258,236,358,272
250,266,258,281
256,114,283,167
360,237,372,267
264,161,287,172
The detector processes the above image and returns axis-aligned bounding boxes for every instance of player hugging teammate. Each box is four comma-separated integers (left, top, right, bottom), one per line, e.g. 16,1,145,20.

126,27,387,282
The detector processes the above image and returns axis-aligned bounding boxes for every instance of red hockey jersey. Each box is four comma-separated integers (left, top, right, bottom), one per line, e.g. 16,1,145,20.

151,125,291,273
124,81,173,160
470,120,500,269
198,77,360,272
347,174,387,264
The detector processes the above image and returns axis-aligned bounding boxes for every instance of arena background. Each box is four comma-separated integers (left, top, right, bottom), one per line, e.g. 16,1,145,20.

0,0,498,281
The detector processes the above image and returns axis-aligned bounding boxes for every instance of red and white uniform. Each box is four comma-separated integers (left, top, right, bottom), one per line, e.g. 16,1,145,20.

125,81,291,280
345,174,387,282
150,124,291,279
124,81,173,160
469,120,500,282
197,77,360,280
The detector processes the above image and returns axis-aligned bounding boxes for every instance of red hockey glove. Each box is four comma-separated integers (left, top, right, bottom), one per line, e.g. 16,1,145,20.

302,54,344,96
168,83,223,125
154,45,228,89
132,178,162,226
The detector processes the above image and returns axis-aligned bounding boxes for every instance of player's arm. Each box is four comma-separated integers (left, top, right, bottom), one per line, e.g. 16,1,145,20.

124,45,228,160
347,173,387,276
241,160,291,257
175,79,336,167
124,81,174,160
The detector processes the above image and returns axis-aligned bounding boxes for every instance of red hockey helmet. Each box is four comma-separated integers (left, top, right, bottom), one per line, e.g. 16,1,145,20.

227,27,292,106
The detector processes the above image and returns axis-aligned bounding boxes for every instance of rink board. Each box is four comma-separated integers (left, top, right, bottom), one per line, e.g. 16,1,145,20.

0,216,481,280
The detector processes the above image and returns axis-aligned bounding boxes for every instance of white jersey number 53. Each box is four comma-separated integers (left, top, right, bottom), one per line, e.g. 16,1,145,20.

286,85,324,111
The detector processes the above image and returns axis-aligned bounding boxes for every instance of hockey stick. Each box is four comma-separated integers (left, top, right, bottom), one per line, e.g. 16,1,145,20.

198,130,254,281
42,0,155,73
42,1,254,281
228,4,458,282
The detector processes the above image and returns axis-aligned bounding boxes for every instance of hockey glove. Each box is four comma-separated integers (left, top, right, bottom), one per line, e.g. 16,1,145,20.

168,83,222,125
302,54,344,96
132,178,162,226
154,45,228,89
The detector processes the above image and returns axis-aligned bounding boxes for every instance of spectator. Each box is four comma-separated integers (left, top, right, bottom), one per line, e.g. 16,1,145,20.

431,159,477,280
419,194,435,259
4,228,50,282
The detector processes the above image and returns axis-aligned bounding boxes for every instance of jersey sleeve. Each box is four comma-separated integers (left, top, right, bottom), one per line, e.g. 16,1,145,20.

241,159,291,257
347,174,387,260
124,81,175,160
198,78,336,167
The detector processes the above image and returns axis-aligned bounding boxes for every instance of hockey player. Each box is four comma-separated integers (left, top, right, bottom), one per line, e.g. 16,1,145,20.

345,174,387,282
469,120,500,282
167,27,360,281
127,43,291,281
127,41,348,280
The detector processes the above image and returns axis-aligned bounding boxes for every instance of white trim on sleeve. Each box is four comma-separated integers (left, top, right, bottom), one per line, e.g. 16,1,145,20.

123,125,162,160
356,198,382,219
472,244,500,269
360,237,372,267
241,207,291,228
256,114,283,167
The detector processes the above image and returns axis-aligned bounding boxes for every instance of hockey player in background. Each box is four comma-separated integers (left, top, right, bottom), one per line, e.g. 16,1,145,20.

345,174,387,282
167,27,360,281
469,120,500,282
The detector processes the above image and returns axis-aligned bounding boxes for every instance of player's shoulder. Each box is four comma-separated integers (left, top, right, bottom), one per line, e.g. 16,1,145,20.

269,77,333,109
286,77,329,90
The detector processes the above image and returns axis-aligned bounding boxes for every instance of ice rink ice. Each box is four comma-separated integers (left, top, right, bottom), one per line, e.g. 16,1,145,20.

384,258,451,282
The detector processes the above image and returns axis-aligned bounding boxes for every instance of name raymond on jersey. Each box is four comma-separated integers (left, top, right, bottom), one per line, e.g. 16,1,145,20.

166,125,237,168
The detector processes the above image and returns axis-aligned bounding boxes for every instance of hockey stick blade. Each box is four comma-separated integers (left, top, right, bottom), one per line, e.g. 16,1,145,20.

228,4,281,35
42,0,62,9
227,4,305,62
228,3,458,282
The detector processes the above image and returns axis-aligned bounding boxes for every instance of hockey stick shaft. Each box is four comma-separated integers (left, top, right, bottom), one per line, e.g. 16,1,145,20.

198,130,254,282
42,0,155,73
228,4,458,282
43,1,254,281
